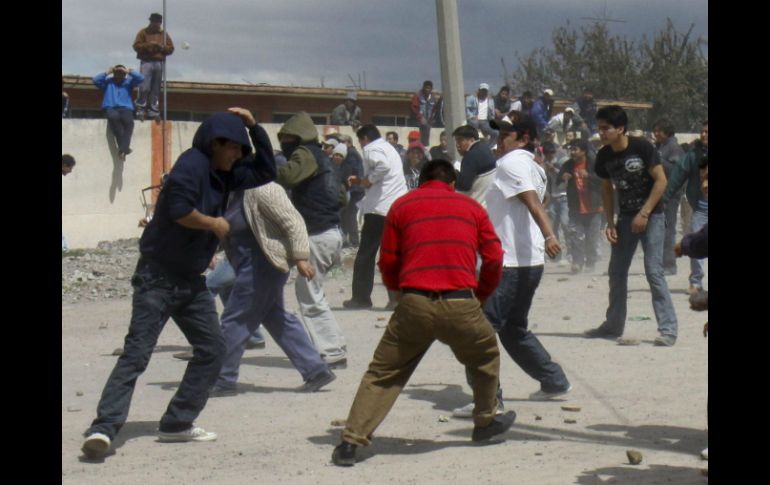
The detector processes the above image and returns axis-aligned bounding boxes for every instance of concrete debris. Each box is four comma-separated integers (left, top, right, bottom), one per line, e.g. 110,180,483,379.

62,239,140,304
561,406,581,412
626,450,643,465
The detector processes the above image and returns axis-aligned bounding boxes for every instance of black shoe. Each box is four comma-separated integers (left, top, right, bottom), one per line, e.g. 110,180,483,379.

300,369,336,392
583,327,621,340
209,384,237,397
326,358,348,369
332,442,357,466
343,299,373,309
472,411,516,442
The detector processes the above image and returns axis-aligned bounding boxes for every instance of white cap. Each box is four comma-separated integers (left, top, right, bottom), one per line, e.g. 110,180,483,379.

332,143,348,158
543,88,554,96
322,138,339,148
564,107,575,113
479,83,490,91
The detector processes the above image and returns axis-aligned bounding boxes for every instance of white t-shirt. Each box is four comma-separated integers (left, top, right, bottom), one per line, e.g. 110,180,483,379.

360,137,408,216
485,149,547,267
478,99,489,121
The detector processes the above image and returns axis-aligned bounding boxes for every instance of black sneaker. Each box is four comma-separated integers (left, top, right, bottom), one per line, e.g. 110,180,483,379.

332,442,357,466
299,369,336,392
343,299,373,309
209,384,238,397
583,327,621,340
325,357,348,369
472,411,516,442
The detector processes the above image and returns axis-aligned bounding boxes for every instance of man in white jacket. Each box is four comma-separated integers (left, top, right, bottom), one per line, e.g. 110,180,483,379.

343,124,407,309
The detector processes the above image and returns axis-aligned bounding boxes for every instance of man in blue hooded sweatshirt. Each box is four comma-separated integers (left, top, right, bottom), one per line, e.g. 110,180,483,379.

81,107,276,460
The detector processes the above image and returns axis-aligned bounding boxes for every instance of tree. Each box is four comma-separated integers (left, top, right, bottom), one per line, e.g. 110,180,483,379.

509,19,707,132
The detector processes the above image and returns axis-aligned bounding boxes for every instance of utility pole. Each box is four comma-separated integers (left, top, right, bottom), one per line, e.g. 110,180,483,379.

435,0,465,160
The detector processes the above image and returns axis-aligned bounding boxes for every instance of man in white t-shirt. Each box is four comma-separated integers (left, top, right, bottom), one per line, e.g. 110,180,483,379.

466,83,498,147
453,117,572,417
343,124,408,309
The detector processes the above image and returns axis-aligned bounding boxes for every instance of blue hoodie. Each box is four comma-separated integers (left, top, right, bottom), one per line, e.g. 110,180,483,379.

139,112,276,277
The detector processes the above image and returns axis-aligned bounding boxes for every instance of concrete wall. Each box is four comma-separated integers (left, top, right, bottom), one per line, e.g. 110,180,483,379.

62,119,443,249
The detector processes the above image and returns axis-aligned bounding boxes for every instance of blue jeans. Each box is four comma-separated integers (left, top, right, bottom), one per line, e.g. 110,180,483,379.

601,213,678,337
86,259,225,439
207,255,263,342
483,266,570,392
105,107,135,154
468,119,498,147
135,60,163,117
663,191,683,271
206,255,235,304
548,195,569,261
689,209,708,288
216,242,327,388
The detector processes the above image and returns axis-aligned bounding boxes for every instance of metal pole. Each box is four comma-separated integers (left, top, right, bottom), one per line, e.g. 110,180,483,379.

162,0,167,123
435,0,465,161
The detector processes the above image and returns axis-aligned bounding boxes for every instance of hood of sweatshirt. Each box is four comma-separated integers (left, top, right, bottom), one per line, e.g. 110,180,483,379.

277,112,318,143
191,112,252,159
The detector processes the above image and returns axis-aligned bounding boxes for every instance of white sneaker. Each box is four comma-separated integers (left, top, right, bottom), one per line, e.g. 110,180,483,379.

81,432,111,459
451,401,504,418
529,384,572,401
158,426,217,443
701,447,708,460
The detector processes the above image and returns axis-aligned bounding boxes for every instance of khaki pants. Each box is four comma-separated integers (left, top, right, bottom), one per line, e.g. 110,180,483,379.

342,293,501,446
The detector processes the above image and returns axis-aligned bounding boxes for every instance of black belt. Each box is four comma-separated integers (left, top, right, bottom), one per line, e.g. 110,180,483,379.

402,288,475,300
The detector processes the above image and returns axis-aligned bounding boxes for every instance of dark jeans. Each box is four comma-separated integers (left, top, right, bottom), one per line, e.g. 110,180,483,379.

350,213,385,304
136,60,163,117
341,191,363,246
663,191,683,271
85,259,225,439
600,213,677,337
105,108,135,154
419,123,431,146
482,266,570,392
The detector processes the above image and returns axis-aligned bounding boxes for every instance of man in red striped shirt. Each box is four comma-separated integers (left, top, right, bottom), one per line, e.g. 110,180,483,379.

331,159,516,467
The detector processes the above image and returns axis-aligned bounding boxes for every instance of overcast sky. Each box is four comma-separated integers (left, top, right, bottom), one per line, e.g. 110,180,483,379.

62,0,707,94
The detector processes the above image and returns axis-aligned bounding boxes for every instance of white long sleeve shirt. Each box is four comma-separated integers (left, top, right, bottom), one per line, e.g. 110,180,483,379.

360,137,408,216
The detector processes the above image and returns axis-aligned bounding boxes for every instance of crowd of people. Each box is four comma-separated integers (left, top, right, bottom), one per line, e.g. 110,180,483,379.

69,11,707,468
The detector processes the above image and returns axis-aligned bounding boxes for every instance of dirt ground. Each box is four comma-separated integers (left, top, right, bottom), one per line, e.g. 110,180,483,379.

62,242,708,484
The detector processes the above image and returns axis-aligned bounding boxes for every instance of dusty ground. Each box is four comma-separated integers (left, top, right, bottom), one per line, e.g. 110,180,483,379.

62,239,708,484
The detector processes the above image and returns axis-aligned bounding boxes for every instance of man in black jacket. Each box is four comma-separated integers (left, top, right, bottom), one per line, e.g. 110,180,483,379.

82,108,275,459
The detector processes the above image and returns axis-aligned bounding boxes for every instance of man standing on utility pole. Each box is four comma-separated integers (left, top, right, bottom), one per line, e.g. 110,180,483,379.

133,12,174,121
